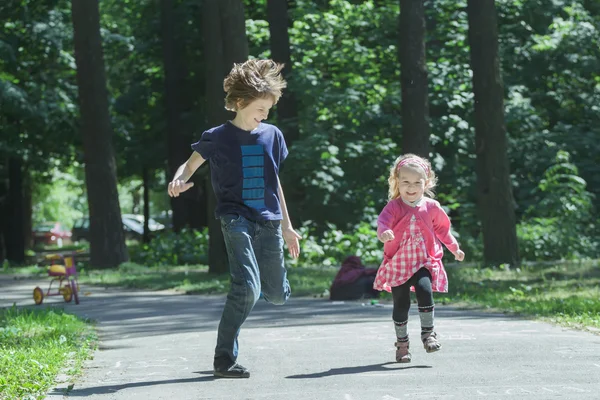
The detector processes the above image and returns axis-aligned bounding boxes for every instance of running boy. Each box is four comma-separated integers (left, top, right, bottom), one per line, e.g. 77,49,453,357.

167,59,301,378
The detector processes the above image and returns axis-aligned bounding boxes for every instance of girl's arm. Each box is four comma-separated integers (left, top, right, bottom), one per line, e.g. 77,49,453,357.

431,202,461,255
377,201,398,241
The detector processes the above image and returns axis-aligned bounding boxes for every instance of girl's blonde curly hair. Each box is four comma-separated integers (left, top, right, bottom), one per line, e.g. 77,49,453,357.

388,153,438,200
223,59,287,111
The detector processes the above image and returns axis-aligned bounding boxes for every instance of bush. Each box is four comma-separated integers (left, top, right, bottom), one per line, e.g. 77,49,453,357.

129,228,208,266
517,150,598,260
288,221,383,267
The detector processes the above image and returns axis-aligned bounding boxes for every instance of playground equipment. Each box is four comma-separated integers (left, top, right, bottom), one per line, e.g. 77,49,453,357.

33,253,80,305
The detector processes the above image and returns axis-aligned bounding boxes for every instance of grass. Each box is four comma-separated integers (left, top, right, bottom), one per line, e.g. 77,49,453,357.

437,260,600,331
78,262,337,297
79,261,600,330
1,265,46,276
0,307,96,400
4,259,600,331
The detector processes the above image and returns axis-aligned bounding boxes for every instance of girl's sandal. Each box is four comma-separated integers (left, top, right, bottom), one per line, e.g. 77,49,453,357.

421,331,442,353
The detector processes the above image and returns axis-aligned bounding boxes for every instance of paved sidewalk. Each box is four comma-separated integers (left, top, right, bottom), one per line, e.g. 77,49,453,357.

1,275,599,400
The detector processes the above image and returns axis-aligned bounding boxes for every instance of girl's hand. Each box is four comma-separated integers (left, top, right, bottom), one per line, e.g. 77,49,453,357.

168,180,194,197
282,227,302,259
379,230,395,243
453,249,465,261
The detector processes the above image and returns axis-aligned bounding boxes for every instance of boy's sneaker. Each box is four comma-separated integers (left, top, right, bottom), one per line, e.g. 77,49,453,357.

213,363,250,378
394,340,411,363
421,331,441,353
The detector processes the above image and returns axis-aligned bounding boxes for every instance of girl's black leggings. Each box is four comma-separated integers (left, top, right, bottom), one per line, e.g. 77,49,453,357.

391,267,434,322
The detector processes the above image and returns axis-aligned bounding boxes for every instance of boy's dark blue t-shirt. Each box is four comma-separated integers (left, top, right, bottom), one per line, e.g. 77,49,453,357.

191,121,288,221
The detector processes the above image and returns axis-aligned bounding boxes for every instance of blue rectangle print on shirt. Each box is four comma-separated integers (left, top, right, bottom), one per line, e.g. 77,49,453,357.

243,167,263,178
241,145,263,156
242,156,264,167
243,178,264,188
241,145,266,210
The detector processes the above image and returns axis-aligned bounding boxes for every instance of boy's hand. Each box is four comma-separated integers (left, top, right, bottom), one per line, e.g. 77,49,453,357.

168,180,194,197
379,230,395,243
453,249,465,261
282,227,301,259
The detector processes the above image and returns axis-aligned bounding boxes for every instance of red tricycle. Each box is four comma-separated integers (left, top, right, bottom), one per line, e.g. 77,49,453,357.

33,252,80,305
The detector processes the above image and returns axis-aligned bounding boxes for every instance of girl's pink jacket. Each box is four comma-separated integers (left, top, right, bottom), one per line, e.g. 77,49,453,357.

377,197,460,265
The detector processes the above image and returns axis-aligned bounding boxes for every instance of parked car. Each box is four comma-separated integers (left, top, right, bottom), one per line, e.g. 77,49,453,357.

32,222,72,248
121,214,165,232
71,215,163,243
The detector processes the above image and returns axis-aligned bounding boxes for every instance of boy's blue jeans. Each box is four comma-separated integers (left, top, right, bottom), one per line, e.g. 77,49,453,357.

213,214,291,369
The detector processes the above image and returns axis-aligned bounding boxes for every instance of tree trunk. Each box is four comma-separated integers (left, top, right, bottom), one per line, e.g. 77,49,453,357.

220,0,250,70
71,0,128,268
5,157,25,264
267,0,300,147
23,172,32,250
202,0,249,273
203,0,229,274
0,158,6,263
142,166,150,244
161,0,190,232
399,0,430,157
467,0,519,266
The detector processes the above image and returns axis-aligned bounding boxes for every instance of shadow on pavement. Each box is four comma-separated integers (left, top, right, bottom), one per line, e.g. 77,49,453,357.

286,362,432,379
49,375,216,397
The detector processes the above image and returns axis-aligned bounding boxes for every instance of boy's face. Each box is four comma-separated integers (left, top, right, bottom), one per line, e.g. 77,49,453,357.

237,98,274,131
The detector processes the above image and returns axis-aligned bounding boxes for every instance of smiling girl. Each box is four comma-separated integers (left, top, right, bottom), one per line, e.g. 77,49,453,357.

374,153,465,363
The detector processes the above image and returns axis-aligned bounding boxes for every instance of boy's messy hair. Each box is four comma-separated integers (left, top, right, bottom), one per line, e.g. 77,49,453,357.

388,153,438,200
223,59,287,111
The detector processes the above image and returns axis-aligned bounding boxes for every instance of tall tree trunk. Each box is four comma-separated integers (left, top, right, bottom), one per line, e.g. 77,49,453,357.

467,0,519,266
203,0,228,274
71,0,128,268
202,0,249,273
23,171,32,250
161,0,190,232
5,157,25,264
267,0,300,147
220,0,250,68
399,0,430,157
142,166,150,244
0,158,6,263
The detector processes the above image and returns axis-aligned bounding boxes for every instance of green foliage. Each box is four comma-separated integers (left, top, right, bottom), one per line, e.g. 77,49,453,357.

32,165,87,228
4,0,600,264
288,221,382,267
0,306,95,400
274,0,403,229
0,0,78,166
129,229,209,266
517,151,597,260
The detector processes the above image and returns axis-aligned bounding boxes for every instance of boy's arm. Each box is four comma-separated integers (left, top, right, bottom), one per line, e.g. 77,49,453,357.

277,175,301,259
168,151,206,197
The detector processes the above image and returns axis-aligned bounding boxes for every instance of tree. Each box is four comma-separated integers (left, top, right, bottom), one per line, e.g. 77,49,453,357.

202,0,227,274
267,0,300,147
200,0,249,273
1,1,79,263
399,0,430,157
161,0,207,232
71,0,128,267
467,0,519,265
3,157,25,263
